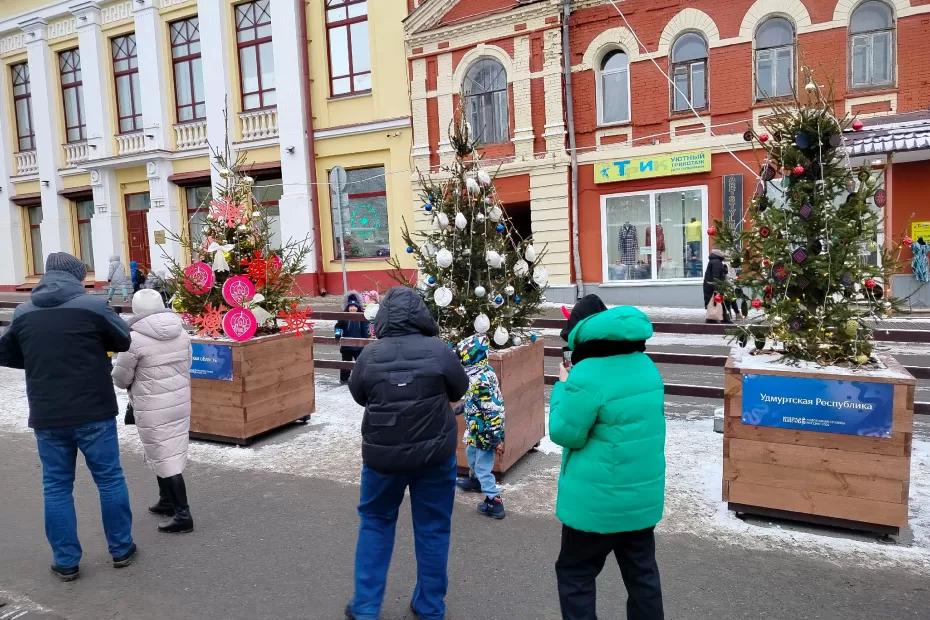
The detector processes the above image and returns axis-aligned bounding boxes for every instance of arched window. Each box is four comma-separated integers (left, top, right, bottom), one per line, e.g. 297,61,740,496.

463,58,508,145
850,0,895,88
598,50,630,125
755,17,795,99
671,33,708,112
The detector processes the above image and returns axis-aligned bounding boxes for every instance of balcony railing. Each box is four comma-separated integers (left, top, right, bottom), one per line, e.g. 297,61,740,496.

14,150,37,176
239,108,278,141
174,120,208,151
62,141,88,167
115,132,146,156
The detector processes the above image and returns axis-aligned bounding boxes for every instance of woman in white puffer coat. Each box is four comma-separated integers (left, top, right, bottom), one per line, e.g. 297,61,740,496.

112,289,194,534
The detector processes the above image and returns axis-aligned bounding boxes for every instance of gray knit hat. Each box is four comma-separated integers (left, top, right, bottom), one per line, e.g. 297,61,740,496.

45,252,87,282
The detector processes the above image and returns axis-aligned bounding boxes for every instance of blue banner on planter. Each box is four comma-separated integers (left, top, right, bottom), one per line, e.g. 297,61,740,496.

742,374,894,438
190,343,233,381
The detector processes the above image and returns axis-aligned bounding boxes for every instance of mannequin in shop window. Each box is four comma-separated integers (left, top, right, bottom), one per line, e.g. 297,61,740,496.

646,224,665,275
617,221,638,280
914,237,929,283
685,218,702,277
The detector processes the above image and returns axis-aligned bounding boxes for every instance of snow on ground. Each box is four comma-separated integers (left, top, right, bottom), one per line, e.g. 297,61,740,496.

0,368,928,572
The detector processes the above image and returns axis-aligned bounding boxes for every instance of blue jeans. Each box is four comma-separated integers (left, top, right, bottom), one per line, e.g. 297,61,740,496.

350,456,456,620
34,418,134,569
466,445,500,497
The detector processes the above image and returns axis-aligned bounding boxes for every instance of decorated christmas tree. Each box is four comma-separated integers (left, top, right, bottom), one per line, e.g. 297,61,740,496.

162,149,312,341
713,71,906,366
390,113,547,347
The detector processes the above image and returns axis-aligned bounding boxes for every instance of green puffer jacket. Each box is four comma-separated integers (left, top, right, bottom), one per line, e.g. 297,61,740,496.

549,306,666,534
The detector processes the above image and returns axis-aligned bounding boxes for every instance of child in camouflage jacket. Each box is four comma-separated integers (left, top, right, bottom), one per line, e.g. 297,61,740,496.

455,334,506,519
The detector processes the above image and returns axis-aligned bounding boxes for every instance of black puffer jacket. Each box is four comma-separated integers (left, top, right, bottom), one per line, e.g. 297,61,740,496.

348,287,469,473
703,250,728,306
0,271,131,429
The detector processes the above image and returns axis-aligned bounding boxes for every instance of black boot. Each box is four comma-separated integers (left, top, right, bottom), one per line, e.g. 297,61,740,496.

158,474,194,534
148,476,173,516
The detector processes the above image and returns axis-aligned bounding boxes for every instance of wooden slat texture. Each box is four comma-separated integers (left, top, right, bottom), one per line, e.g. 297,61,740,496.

727,438,910,480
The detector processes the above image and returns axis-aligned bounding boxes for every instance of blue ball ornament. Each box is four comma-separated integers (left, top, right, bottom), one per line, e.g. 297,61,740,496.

514,295,522,304
427,275,437,285
494,295,504,305
424,202,433,211
496,223,506,234
406,246,414,254
529,333,538,343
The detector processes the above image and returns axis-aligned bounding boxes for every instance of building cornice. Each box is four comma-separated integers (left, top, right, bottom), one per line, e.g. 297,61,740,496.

407,2,560,47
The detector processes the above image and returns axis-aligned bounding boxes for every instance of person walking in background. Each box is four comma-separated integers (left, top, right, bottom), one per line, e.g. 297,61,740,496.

334,291,370,384
454,334,506,519
130,261,147,294
107,255,131,302
112,289,194,534
0,252,137,581
703,248,730,324
550,297,666,620
143,268,170,306
346,287,469,620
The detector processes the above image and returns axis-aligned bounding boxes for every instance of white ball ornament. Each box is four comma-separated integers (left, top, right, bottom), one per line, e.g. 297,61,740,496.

436,249,454,269
434,286,453,307
485,250,503,269
504,285,515,296
465,177,481,195
493,326,510,346
524,244,537,263
455,212,468,230
514,259,530,277
477,170,492,187
488,206,503,222
436,212,450,229
474,285,487,298
474,313,490,334
476,213,486,224
533,267,549,288
512,335,523,346
805,82,817,93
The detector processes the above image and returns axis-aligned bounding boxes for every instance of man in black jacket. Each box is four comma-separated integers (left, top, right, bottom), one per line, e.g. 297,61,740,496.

346,287,469,620
0,253,137,581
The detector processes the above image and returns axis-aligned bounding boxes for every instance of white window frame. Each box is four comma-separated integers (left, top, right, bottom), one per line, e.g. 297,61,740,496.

753,17,795,101
600,185,709,285
848,1,896,90
597,48,631,126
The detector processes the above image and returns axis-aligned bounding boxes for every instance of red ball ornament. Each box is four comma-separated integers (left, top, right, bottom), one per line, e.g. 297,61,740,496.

852,119,864,131
759,226,771,238
707,226,716,237
864,278,876,289
240,258,250,266
759,133,770,143
903,236,914,248
714,293,723,304
762,258,771,268
751,299,763,309
793,165,806,175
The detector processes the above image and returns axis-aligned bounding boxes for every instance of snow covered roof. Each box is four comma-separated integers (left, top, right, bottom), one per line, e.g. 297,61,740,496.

845,111,930,156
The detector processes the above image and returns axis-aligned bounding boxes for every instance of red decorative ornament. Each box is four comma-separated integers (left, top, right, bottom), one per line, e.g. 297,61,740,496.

209,197,245,228
248,257,269,288
183,262,215,295
864,278,876,289
852,119,864,131
240,258,250,267
751,299,763,309
222,275,257,307
713,293,723,304
759,133,769,143
762,258,771,268
903,236,914,248
759,226,771,238
277,303,314,336
793,165,806,176
707,226,716,237
191,303,227,338
222,307,258,341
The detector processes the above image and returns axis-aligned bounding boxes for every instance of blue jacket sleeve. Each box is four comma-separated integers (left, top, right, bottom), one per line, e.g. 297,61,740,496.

549,375,601,450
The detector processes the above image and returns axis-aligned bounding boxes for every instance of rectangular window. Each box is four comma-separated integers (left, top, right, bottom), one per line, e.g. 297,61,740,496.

26,205,43,275
331,166,389,259
253,178,284,249
75,199,95,271
184,185,212,260
851,32,894,89
11,63,34,152
59,50,86,143
672,61,707,112
602,186,707,282
236,0,275,110
170,17,206,123
112,34,142,133
326,0,371,96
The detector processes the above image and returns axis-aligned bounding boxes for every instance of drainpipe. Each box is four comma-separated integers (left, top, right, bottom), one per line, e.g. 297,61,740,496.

561,0,583,300
299,0,327,296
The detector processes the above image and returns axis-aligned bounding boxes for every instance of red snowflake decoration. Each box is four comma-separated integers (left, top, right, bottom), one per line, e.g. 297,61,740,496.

277,303,313,336
248,257,269,288
209,197,245,229
192,303,227,338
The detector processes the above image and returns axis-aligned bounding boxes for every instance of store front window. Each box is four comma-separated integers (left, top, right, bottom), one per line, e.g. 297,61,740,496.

26,205,43,275
331,166,389,259
75,199,94,271
602,186,707,282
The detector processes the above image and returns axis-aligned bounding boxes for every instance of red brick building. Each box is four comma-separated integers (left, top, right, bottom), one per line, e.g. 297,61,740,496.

406,0,930,306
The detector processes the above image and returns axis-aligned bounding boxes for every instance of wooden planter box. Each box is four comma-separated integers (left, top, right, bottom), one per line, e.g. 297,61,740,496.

190,332,315,445
456,338,546,475
723,352,915,535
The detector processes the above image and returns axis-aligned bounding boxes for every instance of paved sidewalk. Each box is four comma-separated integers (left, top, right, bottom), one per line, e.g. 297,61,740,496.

1,430,928,620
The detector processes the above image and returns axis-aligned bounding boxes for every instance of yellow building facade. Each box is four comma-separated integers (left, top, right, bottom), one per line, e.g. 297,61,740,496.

0,0,414,294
